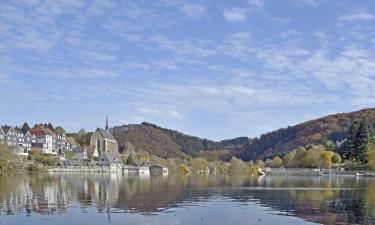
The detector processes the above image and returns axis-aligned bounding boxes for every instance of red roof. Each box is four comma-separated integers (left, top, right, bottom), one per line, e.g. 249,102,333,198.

85,145,96,155
29,125,56,138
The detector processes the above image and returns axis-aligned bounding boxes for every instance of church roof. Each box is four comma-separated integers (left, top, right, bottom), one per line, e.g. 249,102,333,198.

97,128,116,141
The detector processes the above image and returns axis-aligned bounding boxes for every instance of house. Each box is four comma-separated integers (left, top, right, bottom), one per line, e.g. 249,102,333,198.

0,126,5,144
55,127,70,154
85,145,97,158
90,117,118,156
97,152,123,169
29,125,57,154
0,126,34,156
23,131,36,152
149,165,169,175
73,147,88,160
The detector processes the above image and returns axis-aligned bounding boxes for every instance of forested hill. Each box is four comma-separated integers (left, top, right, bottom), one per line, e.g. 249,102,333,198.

239,108,375,161
111,122,249,158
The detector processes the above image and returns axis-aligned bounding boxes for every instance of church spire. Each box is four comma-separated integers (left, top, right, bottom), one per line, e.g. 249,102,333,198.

105,115,109,130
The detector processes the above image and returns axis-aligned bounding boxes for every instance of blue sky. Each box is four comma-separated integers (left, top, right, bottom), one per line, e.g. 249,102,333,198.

1,0,375,140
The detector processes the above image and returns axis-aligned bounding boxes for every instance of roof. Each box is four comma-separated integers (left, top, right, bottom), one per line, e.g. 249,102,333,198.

29,125,56,138
0,126,4,136
96,128,116,141
85,145,96,154
24,131,35,138
99,152,123,164
1,126,11,135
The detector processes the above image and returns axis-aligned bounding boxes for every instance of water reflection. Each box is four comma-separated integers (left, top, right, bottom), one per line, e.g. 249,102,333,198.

0,173,374,224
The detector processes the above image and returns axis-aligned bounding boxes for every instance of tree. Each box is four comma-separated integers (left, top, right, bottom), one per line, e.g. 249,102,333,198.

46,122,54,131
355,118,374,162
189,158,208,173
343,118,374,162
126,154,135,165
76,129,90,146
343,120,360,160
0,144,18,173
366,143,375,170
332,153,342,164
269,156,283,168
64,151,74,160
21,122,30,133
228,157,248,173
295,147,307,167
283,151,296,168
321,151,335,168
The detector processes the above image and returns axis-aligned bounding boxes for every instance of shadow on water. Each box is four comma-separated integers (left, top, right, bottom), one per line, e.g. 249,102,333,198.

0,173,375,224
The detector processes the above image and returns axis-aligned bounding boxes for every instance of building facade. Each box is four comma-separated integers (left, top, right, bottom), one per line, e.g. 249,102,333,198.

90,117,118,156
29,125,57,155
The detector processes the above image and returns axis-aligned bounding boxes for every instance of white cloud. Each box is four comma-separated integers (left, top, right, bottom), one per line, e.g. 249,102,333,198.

339,9,375,23
180,4,206,19
291,0,321,7
223,8,249,23
248,0,265,8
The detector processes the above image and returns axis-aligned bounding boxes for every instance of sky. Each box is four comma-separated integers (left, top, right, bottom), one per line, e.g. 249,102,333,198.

1,0,375,140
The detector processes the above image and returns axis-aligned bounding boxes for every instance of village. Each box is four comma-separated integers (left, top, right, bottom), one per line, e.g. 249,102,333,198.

0,118,168,175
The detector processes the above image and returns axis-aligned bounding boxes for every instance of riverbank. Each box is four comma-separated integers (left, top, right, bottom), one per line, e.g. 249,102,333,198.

264,168,375,177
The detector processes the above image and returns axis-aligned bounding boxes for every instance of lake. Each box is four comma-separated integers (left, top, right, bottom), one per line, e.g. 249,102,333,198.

0,173,374,225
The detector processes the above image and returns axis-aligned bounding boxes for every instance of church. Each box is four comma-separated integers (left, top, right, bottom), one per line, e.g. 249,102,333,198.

90,116,119,157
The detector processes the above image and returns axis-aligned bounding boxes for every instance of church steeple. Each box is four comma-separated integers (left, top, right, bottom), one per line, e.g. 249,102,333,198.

105,115,109,130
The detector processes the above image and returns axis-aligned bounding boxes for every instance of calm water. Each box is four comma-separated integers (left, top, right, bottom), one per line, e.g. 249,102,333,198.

0,173,374,225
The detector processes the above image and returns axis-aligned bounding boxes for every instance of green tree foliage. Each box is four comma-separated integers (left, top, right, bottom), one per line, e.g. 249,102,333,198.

283,144,336,168
0,144,18,173
366,143,375,170
228,157,248,173
332,153,342,164
269,156,283,168
240,109,375,161
21,122,30,133
46,122,54,131
64,151,74,160
33,154,59,166
179,164,190,174
189,158,209,173
283,151,296,168
343,118,374,162
71,129,91,147
294,147,308,167
125,154,135,165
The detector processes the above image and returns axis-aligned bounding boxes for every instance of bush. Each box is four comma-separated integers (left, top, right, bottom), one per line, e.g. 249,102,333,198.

179,164,190,174
332,153,342,164
269,156,283,168
27,164,44,171
126,154,135,165
34,154,59,166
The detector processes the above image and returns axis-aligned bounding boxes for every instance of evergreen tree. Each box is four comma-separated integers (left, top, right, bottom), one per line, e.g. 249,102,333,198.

47,122,54,131
343,120,360,160
355,118,374,162
343,118,374,162
21,122,30,134
126,154,135,165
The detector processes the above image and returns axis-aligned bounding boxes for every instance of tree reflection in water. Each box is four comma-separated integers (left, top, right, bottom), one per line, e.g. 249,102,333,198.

0,173,374,224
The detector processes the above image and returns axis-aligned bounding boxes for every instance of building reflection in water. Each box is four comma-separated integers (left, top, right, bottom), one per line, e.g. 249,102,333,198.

0,173,375,224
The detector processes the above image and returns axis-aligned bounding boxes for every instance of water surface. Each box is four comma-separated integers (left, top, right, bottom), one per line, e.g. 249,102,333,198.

0,173,374,225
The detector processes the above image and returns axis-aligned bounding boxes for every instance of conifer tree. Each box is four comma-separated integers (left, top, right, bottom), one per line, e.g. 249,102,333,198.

355,118,374,162
344,118,374,162
343,120,360,160
21,122,30,134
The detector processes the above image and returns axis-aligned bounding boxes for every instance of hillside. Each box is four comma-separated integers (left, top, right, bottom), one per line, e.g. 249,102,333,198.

111,124,186,158
239,108,375,160
111,122,248,158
